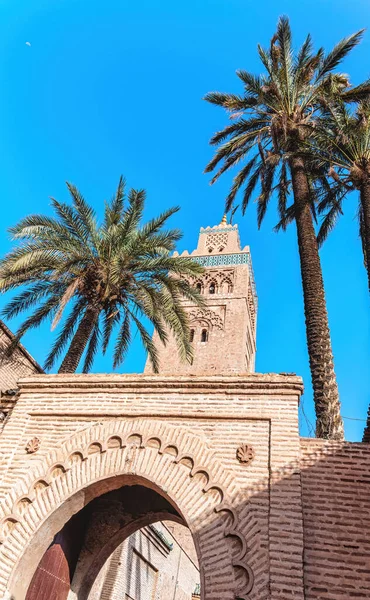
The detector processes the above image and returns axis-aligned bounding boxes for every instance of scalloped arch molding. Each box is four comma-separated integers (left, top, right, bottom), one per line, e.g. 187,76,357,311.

0,419,254,600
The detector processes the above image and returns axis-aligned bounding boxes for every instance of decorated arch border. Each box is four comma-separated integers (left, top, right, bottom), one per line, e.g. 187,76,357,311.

0,419,254,599
188,307,224,331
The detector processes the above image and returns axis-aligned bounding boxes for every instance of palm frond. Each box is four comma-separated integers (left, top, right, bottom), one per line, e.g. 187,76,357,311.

138,206,180,238
209,117,268,146
8,295,60,354
1,281,56,319
257,44,273,75
274,203,296,231
50,197,88,242
236,71,264,96
44,297,86,370
105,176,126,227
112,311,131,368
120,188,146,240
51,279,80,330
225,154,260,212
205,146,250,181
316,30,364,80
241,165,263,214
295,33,313,71
341,79,370,103
257,162,277,227
204,91,257,111
8,214,70,241
66,182,98,246
129,310,159,372
102,305,121,354
317,202,342,246
276,15,293,96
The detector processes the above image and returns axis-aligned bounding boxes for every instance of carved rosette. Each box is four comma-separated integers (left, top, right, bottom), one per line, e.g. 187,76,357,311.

26,437,40,454
236,444,255,466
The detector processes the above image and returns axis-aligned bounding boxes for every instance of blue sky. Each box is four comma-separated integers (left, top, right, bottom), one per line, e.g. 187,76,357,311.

0,0,369,440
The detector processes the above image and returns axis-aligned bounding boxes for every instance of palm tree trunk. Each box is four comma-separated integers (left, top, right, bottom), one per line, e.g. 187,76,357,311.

58,305,100,373
289,156,343,440
359,179,370,292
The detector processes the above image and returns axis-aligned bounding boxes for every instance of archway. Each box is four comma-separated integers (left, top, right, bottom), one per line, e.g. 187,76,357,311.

0,420,252,599
25,477,198,600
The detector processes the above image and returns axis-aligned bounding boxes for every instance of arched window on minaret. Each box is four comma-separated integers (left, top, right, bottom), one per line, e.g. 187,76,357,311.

201,329,208,343
209,282,216,295
189,329,195,342
196,282,202,293
222,278,233,294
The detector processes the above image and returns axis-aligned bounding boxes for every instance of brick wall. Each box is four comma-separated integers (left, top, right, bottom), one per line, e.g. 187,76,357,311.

300,438,370,599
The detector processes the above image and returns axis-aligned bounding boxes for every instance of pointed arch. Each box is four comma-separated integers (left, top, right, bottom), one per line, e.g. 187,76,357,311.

0,419,254,600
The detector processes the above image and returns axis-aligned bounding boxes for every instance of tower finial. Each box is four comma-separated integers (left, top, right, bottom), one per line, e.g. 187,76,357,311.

220,214,227,226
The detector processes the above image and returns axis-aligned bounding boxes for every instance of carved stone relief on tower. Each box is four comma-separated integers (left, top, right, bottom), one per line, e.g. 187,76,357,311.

247,282,256,332
188,307,224,330
205,231,229,252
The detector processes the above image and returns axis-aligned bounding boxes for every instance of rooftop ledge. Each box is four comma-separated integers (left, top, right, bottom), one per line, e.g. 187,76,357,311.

17,372,304,396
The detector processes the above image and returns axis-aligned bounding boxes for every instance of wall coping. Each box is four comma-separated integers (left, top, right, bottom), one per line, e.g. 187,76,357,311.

17,372,304,397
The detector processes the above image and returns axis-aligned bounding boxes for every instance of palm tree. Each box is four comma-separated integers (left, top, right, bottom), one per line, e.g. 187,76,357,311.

0,178,203,373
204,16,368,440
315,101,370,292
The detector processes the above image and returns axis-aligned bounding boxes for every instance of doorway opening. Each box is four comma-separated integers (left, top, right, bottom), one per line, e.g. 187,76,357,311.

25,479,201,600
89,520,199,600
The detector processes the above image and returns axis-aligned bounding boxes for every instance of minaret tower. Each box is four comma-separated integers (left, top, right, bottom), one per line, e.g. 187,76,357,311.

145,216,257,375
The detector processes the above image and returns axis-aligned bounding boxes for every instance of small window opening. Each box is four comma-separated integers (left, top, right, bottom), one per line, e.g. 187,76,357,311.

219,246,224,252
196,283,202,293
201,329,208,343
189,329,195,342
209,283,216,294
208,247,213,253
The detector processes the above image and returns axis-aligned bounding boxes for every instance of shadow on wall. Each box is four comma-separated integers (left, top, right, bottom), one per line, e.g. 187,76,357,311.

4,438,370,600
298,438,370,599
87,440,370,600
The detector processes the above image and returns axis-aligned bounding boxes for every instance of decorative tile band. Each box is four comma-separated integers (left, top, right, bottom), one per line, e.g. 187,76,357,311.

193,252,249,267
